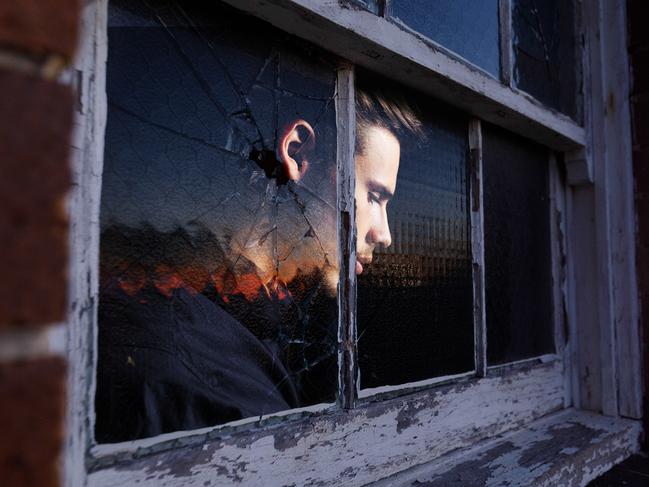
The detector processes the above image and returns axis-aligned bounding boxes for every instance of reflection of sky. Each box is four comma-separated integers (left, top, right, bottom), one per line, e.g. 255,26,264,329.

101,2,338,284
391,0,500,77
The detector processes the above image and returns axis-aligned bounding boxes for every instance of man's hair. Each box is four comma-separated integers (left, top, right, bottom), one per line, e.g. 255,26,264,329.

355,78,423,155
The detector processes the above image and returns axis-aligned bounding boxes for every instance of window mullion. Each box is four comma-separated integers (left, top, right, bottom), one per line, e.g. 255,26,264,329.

336,62,358,409
499,0,513,86
381,0,391,18
549,152,571,408
469,119,487,377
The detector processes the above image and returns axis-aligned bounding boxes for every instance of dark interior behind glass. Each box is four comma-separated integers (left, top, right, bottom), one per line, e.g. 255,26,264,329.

483,124,554,365
513,0,580,121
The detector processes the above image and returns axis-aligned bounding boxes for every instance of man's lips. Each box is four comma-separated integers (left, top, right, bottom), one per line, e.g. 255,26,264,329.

355,257,372,275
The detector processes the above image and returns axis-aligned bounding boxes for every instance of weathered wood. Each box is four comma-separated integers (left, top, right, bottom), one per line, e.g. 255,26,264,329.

575,0,642,418
549,154,572,409
358,371,474,400
64,2,108,487
335,63,358,409
498,0,513,87
589,0,619,418
374,409,642,487
469,119,486,377
568,187,604,413
87,362,564,486
220,0,586,152
598,0,642,420
565,148,593,185
569,0,610,416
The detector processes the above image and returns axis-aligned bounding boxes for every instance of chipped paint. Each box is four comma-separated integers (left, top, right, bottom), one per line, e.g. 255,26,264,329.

87,362,564,486
377,410,641,487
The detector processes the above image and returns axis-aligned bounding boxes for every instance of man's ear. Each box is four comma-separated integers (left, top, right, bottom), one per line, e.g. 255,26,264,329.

279,119,315,181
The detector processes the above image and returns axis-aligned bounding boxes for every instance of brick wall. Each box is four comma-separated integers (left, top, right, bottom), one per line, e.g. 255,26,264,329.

628,0,649,447
0,1,79,486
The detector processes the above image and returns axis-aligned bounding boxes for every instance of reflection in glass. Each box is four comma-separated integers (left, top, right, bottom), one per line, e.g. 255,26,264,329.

390,0,500,77
349,0,382,14
513,0,579,120
356,76,474,390
483,125,554,365
96,0,338,442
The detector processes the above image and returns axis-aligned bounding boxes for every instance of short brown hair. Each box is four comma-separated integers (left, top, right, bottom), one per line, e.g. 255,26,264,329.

355,78,423,155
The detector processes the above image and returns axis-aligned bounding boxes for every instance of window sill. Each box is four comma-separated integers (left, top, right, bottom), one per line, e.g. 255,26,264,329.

374,408,642,486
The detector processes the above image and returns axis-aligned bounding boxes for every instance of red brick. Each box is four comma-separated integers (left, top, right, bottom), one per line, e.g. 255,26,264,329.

0,357,66,487
0,69,73,326
0,0,80,59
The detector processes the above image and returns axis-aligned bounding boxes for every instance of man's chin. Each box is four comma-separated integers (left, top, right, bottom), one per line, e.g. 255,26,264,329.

355,260,364,275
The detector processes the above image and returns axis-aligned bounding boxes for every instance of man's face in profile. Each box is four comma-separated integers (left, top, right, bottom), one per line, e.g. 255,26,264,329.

354,126,400,274
278,119,401,277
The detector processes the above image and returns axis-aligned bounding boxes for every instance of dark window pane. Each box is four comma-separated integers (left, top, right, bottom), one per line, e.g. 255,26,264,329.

483,125,554,365
96,0,339,442
357,77,474,389
390,0,500,77
513,0,579,120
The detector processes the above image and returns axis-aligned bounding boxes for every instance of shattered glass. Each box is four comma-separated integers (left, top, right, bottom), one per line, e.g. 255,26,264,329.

483,125,554,365
513,0,579,120
357,84,474,390
96,0,338,442
390,0,500,77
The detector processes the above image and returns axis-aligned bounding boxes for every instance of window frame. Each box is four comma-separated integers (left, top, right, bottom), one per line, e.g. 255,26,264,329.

63,0,642,485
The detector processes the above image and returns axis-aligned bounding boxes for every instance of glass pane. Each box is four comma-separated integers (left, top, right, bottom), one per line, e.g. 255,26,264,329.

390,0,500,77
356,74,474,390
96,0,339,442
513,0,579,120
349,0,382,14
483,125,554,365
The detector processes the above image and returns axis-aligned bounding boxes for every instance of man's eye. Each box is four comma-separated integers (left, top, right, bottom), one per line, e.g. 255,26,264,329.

368,192,381,204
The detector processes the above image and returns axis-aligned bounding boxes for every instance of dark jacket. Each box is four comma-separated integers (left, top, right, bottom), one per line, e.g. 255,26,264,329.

95,286,298,443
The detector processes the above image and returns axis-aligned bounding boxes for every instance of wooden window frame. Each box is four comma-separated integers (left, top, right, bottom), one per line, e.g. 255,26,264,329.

63,0,642,485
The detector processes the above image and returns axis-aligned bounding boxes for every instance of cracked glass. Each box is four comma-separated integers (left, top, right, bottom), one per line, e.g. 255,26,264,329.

513,0,579,120
390,0,500,77
483,125,554,365
356,74,474,390
96,0,338,442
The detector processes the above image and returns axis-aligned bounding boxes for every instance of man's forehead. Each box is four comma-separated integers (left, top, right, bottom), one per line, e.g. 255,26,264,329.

356,126,401,189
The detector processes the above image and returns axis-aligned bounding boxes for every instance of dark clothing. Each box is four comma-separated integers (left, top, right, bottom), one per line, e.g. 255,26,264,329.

95,286,298,443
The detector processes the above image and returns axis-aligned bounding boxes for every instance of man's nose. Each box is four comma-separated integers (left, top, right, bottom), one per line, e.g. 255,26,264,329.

370,209,392,248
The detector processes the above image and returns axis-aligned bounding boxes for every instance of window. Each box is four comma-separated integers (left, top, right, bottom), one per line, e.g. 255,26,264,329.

96,0,339,441
357,82,475,390
65,0,642,485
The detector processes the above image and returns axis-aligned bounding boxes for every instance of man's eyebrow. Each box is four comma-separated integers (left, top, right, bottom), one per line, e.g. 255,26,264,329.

368,181,394,200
